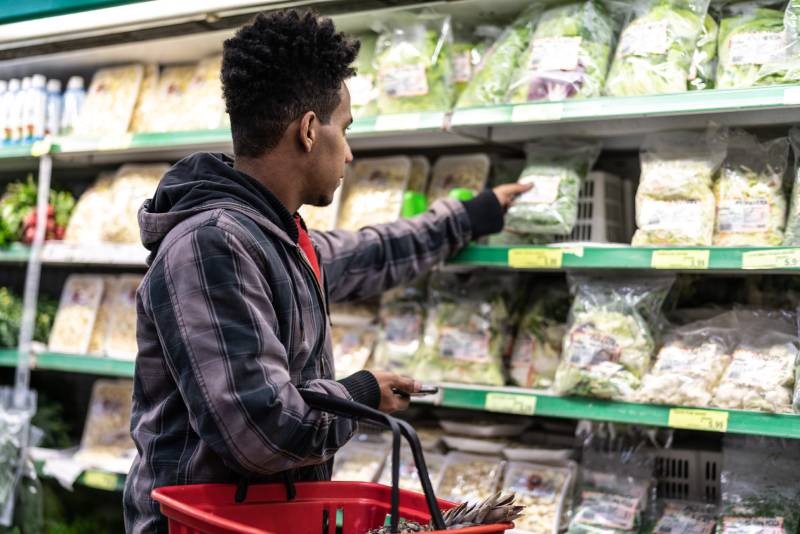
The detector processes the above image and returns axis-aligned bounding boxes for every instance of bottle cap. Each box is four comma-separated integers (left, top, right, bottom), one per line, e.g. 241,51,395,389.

0,80,7,92
67,76,84,90
46,79,62,93
8,79,20,91
31,74,46,87
21,77,31,89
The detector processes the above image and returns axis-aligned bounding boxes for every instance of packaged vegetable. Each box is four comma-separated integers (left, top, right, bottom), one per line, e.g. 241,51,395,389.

436,452,505,503
375,14,453,114
652,501,717,534
688,14,719,89
104,275,141,360
783,127,800,245
415,271,515,386
502,461,573,534
298,187,340,231
632,130,726,246
554,275,674,400
372,283,425,375
129,64,159,133
377,447,446,493
451,25,500,102
347,33,379,119
637,312,737,407
505,139,601,235
604,0,711,96
716,2,800,90
87,276,116,355
568,491,642,533
63,173,115,244
427,154,491,204
48,276,104,354
508,1,616,103
73,64,144,137
332,441,389,482
331,324,377,379
407,156,430,193
509,288,570,389
102,164,165,244
140,65,196,132
178,55,227,130
337,156,410,231
456,10,537,108
713,131,789,246
76,379,135,461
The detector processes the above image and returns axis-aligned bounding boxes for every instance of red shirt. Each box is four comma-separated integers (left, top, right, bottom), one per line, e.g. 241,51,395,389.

294,215,321,284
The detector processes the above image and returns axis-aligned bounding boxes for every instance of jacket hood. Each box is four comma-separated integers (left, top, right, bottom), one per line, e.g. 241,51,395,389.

139,152,299,259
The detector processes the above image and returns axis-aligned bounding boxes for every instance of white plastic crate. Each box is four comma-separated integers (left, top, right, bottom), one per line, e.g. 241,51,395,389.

552,171,626,243
653,448,721,503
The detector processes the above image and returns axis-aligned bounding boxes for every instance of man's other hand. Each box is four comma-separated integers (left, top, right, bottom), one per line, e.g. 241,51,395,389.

492,182,533,211
370,370,420,413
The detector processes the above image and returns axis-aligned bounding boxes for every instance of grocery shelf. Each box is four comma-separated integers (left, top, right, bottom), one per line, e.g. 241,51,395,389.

41,242,148,267
450,245,800,272
0,350,135,378
0,0,144,25
0,243,30,263
438,383,800,439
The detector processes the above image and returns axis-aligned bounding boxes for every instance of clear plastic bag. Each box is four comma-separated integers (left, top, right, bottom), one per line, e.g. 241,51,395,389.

0,388,36,528
337,157,411,231
554,275,674,400
375,14,454,114
371,283,426,375
451,25,501,103
178,55,227,131
103,164,166,244
508,1,616,103
347,32,379,119
604,0,711,96
652,501,717,534
505,139,601,235
377,446,446,493
436,452,506,503
48,275,104,355
104,275,141,360
783,127,800,245
427,154,491,204
140,65,196,133
87,276,116,356
332,441,389,483
632,130,726,246
688,14,719,90
73,64,144,137
502,461,573,534
713,130,789,246
415,271,516,386
716,1,800,90
407,156,431,193
75,380,135,463
331,324,377,380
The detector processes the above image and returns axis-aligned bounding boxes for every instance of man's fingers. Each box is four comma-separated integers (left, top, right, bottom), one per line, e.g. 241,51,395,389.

393,395,410,412
391,375,417,395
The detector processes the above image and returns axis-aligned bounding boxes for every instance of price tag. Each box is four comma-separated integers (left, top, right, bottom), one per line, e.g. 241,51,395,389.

651,250,710,270
511,103,563,123
783,86,800,105
508,248,563,269
97,133,133,151
82,470,120,491
374,113,421,132
668,408,728,432
485,392,537,416
30,140,52,157
741,249,800,270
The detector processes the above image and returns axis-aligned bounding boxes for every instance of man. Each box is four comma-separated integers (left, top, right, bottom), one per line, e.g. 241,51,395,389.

123,9,528,533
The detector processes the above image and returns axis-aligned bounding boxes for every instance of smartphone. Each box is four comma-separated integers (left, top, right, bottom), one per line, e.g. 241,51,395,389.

393,385,439,398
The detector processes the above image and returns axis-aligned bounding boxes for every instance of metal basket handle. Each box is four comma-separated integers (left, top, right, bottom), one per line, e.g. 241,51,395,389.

300,390,447,532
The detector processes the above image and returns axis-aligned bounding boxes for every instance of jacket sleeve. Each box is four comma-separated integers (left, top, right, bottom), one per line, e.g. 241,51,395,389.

313,198,479,303
150,223,357,476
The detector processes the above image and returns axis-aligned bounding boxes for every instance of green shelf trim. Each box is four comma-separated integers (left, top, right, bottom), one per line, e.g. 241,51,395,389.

0,144,37,159
0,350,17,366
450,84,800,126
0,243,30,263
0,0,144,25
440,385,800,439
350,111,447,135
0,350,134,377
451,245,800,271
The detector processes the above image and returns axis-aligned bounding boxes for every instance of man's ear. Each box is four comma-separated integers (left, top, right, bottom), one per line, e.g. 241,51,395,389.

298,111,317,153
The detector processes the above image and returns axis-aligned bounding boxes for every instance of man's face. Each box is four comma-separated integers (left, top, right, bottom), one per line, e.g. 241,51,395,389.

305,84,353,207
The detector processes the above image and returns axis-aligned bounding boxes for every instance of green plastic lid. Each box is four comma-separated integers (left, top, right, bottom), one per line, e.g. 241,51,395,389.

448,188,474,202
401,191,428,218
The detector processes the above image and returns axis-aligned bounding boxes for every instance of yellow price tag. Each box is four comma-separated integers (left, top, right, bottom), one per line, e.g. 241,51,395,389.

651,250,710,270
508,248,563,269
97,133,133,151
82,470,120,491
742,249,800,270
668,408,728,432
511,103,563,123
485,393,537,416
30,140,51,156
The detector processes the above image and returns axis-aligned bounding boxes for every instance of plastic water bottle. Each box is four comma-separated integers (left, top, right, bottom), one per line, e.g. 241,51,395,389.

28,74,47,141
0,81,7,145
11,77,30,143
61,76,85,136
45,79,62,138
2,79,19,145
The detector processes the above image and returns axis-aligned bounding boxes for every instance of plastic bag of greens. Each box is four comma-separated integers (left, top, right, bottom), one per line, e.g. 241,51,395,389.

375,14,453,115
688,13,719,89
712,309,798,414
651,501,718,534
0,388,36,528
414,271,516,386
347,32,379,119
508,1,616,103
713,130,789,246
509,287,570,389
604,0,711,96
372,283,426,376
636,311,738,407
716,1,800,90
554,275,674,400
451,25,501,103
783,127,800,245
505,139,601,235
632,130,726,246
455,9,538,108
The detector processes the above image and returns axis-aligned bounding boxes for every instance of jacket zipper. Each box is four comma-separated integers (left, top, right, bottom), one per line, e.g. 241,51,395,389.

293,246,331,379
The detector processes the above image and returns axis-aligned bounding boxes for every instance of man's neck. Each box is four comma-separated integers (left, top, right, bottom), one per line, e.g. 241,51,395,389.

234,154,303,214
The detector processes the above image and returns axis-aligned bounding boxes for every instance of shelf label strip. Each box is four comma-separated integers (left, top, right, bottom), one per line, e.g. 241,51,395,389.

82,470,120,490
668,408,728,432
484,392,537,416
651,250,710,270
508,248,563,269
741,249,800,270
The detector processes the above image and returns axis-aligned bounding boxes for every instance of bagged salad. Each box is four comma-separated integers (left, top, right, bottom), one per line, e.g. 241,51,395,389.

688,14,719,90
554,274,674,400
451,25,501,102
372,283,426,375
455,9,537,108
427,153,491,203
509,287,570,389
604,0,711,96
414,271,515,386
502,461,574,534
713,130,789,246
436,452,506,503
508,1,616,103
632,130,726,246
636,312,737,407
652,501,718,534
347,32,379,119
375,14,453,114
505,139,601,235
716,1,800,90
337,156,411,231
783,127,800,245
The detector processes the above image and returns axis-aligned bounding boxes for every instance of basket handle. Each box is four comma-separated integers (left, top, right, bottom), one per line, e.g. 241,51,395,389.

300,390,447,532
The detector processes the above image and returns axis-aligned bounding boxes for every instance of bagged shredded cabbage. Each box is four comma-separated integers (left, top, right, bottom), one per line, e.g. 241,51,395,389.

372,283,426,376
554,275,674,400
604,0,711,96
505,139,601,235
783,127,800,245
347,32,379,119
455,9,537,108
632,130,726,246
375,14,453,114
716,1,800,90
689,14,719,89
713,130,789,246
508,1,616,103
414,271,515,386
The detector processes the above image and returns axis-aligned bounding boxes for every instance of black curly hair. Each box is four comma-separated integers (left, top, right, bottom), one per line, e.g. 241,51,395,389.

221,10,359,157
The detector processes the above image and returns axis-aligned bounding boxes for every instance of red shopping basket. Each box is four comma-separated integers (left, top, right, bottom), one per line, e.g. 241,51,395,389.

152,391,514,534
